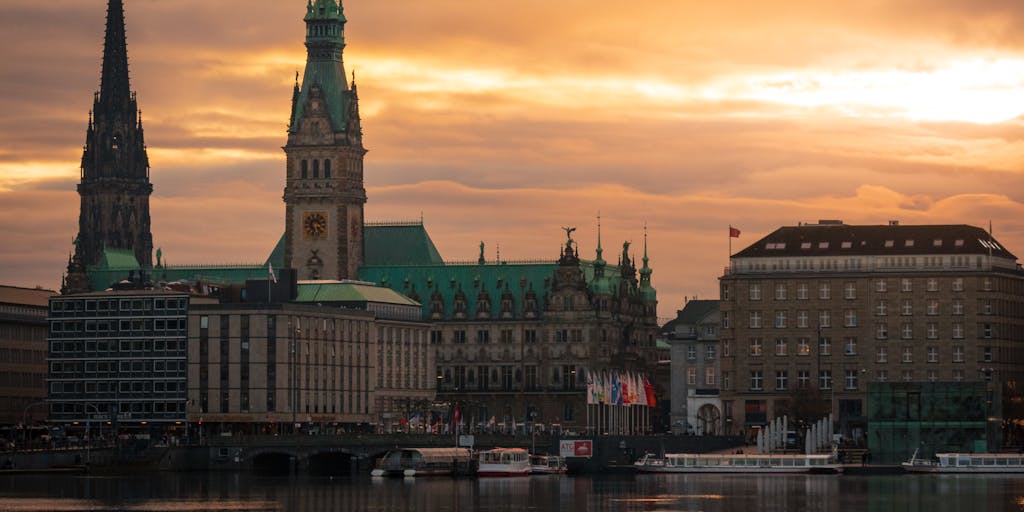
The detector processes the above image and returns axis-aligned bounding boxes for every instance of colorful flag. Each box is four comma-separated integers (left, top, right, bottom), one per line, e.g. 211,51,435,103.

586,370,595,405
610,373,621,406
268,263,278,283
729,226,741,238
643,375,657,408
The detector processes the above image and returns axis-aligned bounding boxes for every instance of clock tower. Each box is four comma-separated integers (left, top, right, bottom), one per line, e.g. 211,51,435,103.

283,0,366,280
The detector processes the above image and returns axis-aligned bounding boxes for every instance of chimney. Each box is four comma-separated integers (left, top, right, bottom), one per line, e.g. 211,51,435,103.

889,220,899,226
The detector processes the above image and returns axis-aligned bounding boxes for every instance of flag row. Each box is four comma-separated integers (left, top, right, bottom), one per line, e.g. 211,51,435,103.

586,370,657,407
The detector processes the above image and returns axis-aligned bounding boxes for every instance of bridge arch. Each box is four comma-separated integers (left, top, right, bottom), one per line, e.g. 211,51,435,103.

251,451,294,475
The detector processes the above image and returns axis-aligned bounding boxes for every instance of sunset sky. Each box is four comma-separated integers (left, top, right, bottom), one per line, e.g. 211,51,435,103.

1,0,1022,318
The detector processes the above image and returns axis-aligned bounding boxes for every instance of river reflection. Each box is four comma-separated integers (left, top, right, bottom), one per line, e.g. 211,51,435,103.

1,472,1023,511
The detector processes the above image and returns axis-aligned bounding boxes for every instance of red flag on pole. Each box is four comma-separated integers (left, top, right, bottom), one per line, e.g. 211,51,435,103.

729,226,741,238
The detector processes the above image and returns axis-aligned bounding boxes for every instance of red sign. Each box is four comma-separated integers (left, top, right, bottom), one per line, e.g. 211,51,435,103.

560,440,593,458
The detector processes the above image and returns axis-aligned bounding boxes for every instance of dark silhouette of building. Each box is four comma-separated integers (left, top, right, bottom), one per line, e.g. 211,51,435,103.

64,0,153,294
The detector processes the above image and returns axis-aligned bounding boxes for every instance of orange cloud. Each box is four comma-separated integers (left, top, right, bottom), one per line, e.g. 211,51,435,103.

1,1,1023,316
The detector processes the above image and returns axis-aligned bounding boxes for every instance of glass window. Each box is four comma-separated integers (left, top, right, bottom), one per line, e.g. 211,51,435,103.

775,338,787,356
877,346,887,363
776,371,788,391
750,371,763,391
775,311,787,328
749,338,763,356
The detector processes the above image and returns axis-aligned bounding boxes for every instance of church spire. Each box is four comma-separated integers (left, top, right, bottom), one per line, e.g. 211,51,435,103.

68,0,154,292
100,0,131,110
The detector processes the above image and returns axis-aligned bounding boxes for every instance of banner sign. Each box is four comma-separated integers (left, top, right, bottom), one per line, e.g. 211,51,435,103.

559,440,593,458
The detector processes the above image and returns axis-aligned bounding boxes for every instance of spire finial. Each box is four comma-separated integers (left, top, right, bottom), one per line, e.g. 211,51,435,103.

100,0,132,107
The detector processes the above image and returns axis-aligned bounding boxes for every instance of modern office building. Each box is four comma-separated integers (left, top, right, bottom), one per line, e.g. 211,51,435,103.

662,299,722,435
720,221,1024,442
47,290,190,433
186,281,432,433
0,286,54,425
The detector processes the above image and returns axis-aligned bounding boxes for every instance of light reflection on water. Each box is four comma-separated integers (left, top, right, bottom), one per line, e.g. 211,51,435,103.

1,473,1023,511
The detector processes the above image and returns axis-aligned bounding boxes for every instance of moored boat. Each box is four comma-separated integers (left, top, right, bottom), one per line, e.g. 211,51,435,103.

529,454,567,474
634,453,843,474
370,448,473,477
477,447,531,477
901,451,1024,473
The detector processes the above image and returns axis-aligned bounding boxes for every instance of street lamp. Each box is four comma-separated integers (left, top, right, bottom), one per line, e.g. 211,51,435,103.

82,403,103,465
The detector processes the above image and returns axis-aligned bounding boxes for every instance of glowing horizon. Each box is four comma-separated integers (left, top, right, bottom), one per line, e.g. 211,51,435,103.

0,0,1022,316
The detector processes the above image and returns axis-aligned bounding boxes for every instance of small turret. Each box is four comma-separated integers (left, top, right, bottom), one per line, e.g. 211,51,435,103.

639,226,656,302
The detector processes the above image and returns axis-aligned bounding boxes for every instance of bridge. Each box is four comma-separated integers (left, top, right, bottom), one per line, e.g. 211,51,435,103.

200,433,744,474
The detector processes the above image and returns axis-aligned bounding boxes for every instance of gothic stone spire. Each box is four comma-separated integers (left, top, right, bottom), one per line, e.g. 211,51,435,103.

69,0,154,291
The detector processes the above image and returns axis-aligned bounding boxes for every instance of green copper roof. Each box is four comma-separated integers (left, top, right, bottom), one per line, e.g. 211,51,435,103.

305,0,345,22
96,248,140,270
295,281,420,306
265,235,286,268
365,223,444,266
358,261,562,319
291,0,351,133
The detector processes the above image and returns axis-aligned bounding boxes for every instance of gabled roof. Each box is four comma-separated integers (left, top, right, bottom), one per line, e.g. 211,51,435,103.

365,223,444,266
661,300,719,334
734,223,1016,260
95,248,141,270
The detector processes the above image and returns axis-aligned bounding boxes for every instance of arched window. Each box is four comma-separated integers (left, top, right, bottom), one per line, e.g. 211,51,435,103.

301,160,308,178
312,160,320,178
324,159,331,178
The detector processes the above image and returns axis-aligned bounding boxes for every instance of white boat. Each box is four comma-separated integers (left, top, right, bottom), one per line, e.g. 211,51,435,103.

477,447,531,477
370,448,473,477
901,451,1024,473
634,453,843,474
529,454,567,474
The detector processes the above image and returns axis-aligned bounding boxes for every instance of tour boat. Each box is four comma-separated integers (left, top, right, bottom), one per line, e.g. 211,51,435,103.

477,447,531,476
529,454,568,475
634,453,843,474
370,447,473,477
901,451,1024,473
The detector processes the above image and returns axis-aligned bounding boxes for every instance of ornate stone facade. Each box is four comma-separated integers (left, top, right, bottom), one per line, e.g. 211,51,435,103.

283,0,367,281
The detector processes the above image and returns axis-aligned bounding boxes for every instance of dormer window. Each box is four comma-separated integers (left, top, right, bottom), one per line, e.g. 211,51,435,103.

884,240,894,248
905,240,915,247
801,242,811,250
841,242,852,249
933,239,943,247
955,239,965,247
818,242,829,249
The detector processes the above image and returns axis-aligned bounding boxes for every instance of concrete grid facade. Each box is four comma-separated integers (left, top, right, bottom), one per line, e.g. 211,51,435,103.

47,291,189,427
719,222,1024,440
187,304,432,431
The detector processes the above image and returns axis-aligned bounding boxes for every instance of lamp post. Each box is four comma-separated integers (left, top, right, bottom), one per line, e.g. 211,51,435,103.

290,324,302,434
82,403,102,465
530,410,538,454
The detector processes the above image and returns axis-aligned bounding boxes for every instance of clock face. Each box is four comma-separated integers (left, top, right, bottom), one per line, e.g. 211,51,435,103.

303,211,328,240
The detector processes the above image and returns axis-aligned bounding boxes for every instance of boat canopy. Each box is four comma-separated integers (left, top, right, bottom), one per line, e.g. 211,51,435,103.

395,448,473,463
